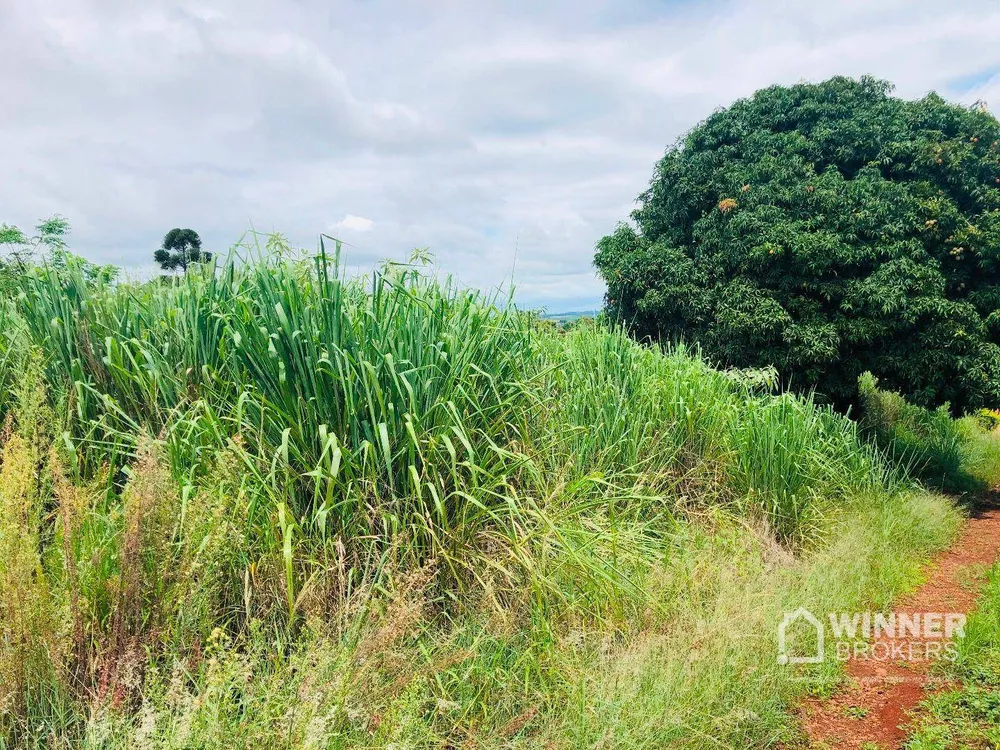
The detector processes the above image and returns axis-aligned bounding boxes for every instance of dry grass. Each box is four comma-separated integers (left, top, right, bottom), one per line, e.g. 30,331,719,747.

0,433,66,736
99,437,176,706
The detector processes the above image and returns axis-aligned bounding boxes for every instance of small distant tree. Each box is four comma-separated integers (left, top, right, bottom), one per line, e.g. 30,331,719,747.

0,223,29,296
154,228,211,273
0,215,119,287
35,215,70,254
1,223,31,267
1,214,78,293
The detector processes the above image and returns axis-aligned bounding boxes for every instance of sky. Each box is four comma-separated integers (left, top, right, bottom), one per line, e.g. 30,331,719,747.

3,1,1000,311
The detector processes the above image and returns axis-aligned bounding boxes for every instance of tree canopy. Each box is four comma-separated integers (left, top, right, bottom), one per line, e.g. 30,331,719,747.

595,76,1000,411
154,228,211,272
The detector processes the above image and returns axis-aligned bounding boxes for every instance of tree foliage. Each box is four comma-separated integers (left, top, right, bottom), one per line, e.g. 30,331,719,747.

154,228,211,272
596,76,1000,411
0,215,117,294
0,215,69,269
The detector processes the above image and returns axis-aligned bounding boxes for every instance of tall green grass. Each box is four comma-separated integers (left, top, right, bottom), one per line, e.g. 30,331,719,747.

0,239,961,747
11,242,898,562
17,244,543,578
859,371,1000,493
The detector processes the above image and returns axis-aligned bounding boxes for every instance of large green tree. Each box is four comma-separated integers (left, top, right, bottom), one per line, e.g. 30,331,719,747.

596,76,1000,411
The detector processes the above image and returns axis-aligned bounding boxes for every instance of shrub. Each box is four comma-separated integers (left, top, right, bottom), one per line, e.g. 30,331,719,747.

858,372,1000,492
595,76,1000,412
975,408,1000,432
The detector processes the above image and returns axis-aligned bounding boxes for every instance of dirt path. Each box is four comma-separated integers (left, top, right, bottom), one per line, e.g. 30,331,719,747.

799,503,1000,749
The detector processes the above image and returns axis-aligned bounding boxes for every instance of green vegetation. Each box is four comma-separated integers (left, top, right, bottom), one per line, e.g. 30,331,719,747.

906,564,1000,749
0,236,970,747
859,372,1000,493
540,310,598,322
595,76,1000,412
1,215,72,294
154,227,211,273
0,215,118,295
562,490,959,748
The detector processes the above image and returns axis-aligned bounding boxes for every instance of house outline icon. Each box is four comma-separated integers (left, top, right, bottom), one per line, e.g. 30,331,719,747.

777,607,824,665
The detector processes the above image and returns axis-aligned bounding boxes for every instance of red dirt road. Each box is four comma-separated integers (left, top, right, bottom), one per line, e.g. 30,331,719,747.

799,504,1000,749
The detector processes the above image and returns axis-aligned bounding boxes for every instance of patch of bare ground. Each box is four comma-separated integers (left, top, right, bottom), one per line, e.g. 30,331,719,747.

799,499,1000,749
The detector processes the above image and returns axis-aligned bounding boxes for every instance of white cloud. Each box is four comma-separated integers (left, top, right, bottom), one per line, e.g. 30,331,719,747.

334,214,374,233
1,0,1000,309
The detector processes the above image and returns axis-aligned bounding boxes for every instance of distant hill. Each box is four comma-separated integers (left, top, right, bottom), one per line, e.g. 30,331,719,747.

541,310,598,322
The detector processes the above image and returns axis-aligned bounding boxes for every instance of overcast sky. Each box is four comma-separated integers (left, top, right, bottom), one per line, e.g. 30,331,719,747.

3,1,1000,310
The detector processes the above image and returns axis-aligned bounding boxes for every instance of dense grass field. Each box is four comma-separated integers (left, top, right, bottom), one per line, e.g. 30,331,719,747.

0,240,993,748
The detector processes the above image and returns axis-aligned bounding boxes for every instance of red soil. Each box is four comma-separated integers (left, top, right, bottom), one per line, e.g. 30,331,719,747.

798,504,1000,749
